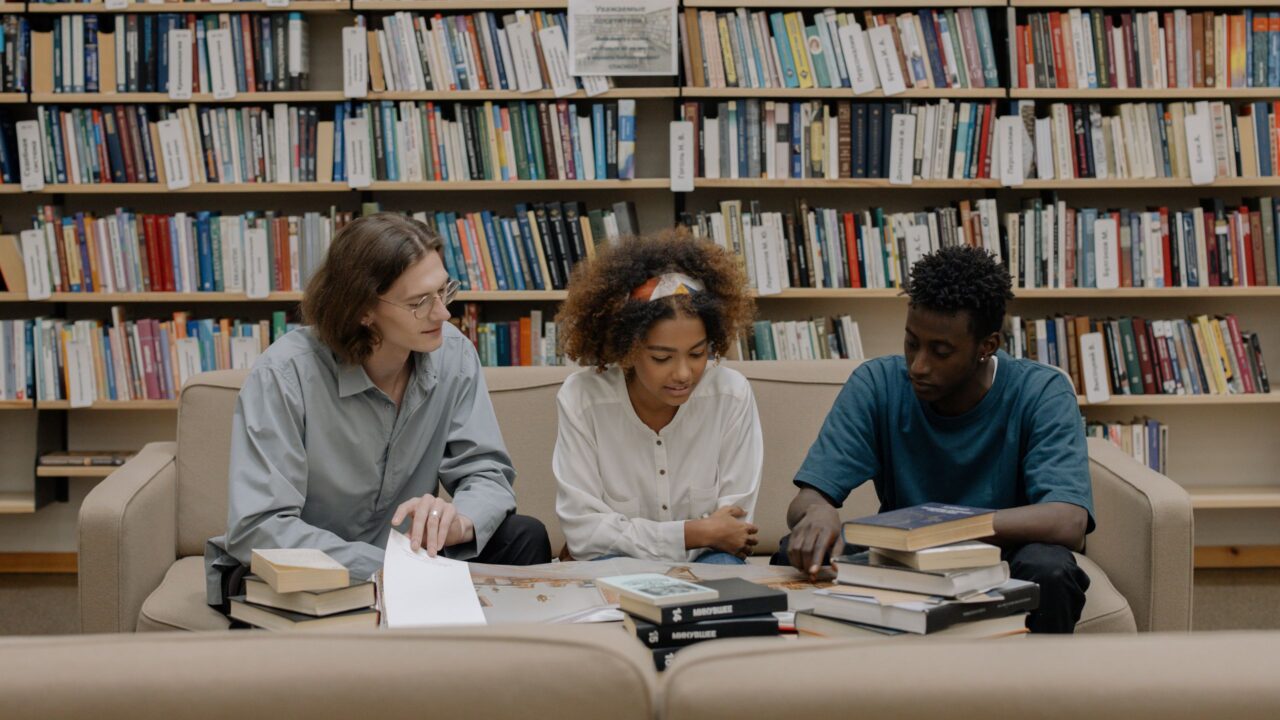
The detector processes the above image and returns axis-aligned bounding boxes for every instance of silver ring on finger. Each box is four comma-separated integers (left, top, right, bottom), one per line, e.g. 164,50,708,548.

430,510,440,517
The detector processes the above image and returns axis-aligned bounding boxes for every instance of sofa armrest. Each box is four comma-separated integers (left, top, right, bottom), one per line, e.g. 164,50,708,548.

1084,438,1194,632
78,442,178,634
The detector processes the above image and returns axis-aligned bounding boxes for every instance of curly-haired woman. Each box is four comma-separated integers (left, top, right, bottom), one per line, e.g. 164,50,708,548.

552,229,763,564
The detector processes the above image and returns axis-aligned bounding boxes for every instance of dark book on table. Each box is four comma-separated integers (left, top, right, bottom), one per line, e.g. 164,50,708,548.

842,503,995,551
618,577,787,626
651,645,681,671
624,613,779,648
811,578,1039,635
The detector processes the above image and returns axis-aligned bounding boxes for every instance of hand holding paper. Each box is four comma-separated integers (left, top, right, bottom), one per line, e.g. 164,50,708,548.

382,530,487,628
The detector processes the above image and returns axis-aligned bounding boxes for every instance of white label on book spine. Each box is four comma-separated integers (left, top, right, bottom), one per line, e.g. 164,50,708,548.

839,24,877,95
752,222,782,296
168,29,193,100
344,116,372,188
245,228,270,299
538,25,578,98
867,26,905,96
1034,117,1055,179
231,337,262,371
157,119,192,190
207,29,237,100
16,120,44,192
510,16,544,93
1080,332,1111,404
888,112,915,185
1095,217,1120,289
209,0,233,4
997,116,1024,186
68,338,94,409
177,337,203,389
105,0,129,9
265,0,290,7
1185,109,1215,185
342,26,369,98
19,229,51,300
669,121,694,192
905,223,932,268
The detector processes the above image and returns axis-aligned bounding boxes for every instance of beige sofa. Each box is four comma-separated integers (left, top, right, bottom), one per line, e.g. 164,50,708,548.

79,361,1193,634
2,628,1278,719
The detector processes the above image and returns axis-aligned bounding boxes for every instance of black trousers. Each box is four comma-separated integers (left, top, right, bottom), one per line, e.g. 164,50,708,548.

770,535,1090,634
214,513,551,622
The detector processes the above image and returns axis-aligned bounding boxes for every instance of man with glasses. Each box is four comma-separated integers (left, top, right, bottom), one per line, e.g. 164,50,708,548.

205,214,551,619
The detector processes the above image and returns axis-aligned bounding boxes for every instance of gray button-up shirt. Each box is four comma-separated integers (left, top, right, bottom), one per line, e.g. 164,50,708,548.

205,323,516,604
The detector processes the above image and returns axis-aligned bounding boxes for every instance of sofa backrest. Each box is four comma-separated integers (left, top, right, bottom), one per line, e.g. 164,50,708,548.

176,361,876,558
0,625,656,720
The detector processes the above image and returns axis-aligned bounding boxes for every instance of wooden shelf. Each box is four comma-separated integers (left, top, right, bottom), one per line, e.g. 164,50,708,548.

0,3,26,12
681,87,1005,99
1013,88,1280,100
368,88,679,100
33,91,349,104
1077,394,1280,406
0,493,36,515
354,0,567,9
38,400,179,410
29,182,352,194
0,552,78,573
0,290,568,302
694,178,1002,189
1013,0,1280,7
366,179,671,191
28,1,352,14
1012,287,1280,299
688,0,1005,6
1195,546,1280,568
0,92,25,104
1187,487,1280,510
36,466,118,478
1018,177,1280,190
0,400,33,410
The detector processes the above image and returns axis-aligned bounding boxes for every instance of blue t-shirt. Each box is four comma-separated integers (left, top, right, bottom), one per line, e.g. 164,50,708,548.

796,350,1095,532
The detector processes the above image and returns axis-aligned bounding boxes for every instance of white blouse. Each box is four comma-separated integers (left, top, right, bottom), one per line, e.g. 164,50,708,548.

553,363,764,562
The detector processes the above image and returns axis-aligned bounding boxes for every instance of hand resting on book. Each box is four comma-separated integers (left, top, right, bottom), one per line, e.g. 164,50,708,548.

391,493,475,557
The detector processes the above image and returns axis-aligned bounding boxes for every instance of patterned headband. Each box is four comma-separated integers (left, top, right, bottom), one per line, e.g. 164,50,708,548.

629,272,705,302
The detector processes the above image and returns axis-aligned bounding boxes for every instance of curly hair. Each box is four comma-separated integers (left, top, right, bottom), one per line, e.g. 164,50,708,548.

906,245,1014,339
556,229,756,371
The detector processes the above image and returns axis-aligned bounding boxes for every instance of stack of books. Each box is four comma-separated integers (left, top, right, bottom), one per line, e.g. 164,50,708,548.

798,504,1038,639
599,574,787,671
228,549,377,632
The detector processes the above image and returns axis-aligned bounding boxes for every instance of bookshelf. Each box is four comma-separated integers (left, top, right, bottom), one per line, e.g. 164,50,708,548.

0,1,1277,570
35,467,117,479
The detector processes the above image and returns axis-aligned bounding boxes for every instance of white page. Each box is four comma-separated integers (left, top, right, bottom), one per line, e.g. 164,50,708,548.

17,120,44,191
168,29,193,100
342,26,369,99
382,529,487,628
1080,332,1111,403
207,29,237,99
158,118,192,190
669,121,693,192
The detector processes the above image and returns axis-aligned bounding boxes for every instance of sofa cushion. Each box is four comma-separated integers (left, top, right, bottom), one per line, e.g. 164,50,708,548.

176,370,246,557
0,625,656,720
137,557,231,632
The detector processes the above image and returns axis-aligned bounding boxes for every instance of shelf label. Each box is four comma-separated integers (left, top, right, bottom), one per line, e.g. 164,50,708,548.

207,29,237,100
157,119,193,190
1080,332,1112,404
344,116,372,188
1095,217,1120,290
168,29,193,100
342,26,368,99
16,120,44,192
889,112,915,185
838,23,878,96
245,228,271,300
867,25,905,96
669,121,693,192
1185,105,1216,186
997,115,1023,186
538,25,578,98
19,229,51,300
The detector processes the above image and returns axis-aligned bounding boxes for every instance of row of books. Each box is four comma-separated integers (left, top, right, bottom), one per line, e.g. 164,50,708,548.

34,103,324,185
20,207,349,295
802,506,1035,639
684,199,1001,291
1,17,29,94
414,201,637,292
1,309,295,403
1016,10,1280,90
48,13,309,95
680,8,1000,91
360,11,607,95
1005,314,1271,397
454,305,562,368
600,574,785,671
741,316,865,362
336,99,637,184
1017,100,1280,182
1087,418,1168,475
1005,196,1280,289
681,99,999,181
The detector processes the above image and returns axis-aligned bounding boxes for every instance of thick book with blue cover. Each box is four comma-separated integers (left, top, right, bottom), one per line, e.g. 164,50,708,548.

842,503,995,551
618,577,786,626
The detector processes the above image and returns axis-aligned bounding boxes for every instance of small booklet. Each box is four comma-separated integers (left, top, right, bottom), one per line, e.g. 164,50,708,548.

596,574,719,608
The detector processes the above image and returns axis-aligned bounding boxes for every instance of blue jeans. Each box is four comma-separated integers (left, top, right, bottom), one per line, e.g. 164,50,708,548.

592,551,745,565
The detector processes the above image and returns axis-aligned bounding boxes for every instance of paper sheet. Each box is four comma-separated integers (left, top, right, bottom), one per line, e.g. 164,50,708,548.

382,530,487,628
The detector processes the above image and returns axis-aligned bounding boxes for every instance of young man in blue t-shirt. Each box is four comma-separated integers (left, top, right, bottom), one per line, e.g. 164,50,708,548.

777,245,1094,633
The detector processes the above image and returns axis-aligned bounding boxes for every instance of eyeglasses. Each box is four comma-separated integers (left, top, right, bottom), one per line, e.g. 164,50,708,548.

380,279,461,319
